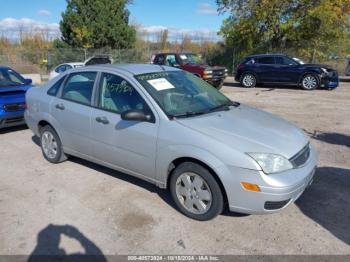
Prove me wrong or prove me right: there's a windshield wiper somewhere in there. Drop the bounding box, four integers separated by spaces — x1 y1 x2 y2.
208 101 240 113
169 111 206 119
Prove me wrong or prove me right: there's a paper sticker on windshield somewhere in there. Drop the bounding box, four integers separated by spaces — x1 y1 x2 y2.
147 78 175 91
180 54 187 60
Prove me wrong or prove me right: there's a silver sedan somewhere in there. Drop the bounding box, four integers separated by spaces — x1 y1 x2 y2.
25 64 317 220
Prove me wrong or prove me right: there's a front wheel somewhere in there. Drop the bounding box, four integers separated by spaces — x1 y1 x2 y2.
241 73 256 88
301 74 319 90
170 162 224 221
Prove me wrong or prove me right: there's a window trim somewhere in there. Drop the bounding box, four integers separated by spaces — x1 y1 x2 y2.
58 71 98 107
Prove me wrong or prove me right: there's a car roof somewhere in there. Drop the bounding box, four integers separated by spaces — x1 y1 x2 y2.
80 63 180 75
246 54 287 59
0 65 11 70
61 62 85 66
155 52 195 55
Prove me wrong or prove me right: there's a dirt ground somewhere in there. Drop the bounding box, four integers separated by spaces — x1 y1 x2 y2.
0 79 349 256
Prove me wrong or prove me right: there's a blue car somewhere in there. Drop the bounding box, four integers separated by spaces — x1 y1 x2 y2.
0 66 32 129
235 54 339 90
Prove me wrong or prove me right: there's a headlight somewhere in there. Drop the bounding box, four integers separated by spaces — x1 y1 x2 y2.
247 153 293 174
321 68 328 74
224 69 228 72
204 70 213 75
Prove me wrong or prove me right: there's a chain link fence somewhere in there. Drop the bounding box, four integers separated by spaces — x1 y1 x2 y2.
0 48 156 74
0 46 349 76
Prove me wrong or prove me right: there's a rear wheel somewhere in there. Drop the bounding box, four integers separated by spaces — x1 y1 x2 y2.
170 162 224 221
301 74 319 90
40 125 67 163
241 73 256 88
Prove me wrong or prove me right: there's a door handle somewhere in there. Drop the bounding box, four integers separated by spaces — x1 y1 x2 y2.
55 104 65 110
96 116 109 125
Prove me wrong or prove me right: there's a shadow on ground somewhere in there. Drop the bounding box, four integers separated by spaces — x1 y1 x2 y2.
28 224 107 262
296 166 350 245
306 131 350 148
0 124 27 134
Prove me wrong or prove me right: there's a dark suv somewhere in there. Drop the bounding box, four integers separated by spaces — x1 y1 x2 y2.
235 54 339 90
152 53 228 89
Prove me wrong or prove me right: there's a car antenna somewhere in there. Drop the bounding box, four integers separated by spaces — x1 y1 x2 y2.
160 65 166 71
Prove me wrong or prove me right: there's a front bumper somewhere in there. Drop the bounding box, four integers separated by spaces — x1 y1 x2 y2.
216 145 318 214
205 78 226 88
321 74 339 89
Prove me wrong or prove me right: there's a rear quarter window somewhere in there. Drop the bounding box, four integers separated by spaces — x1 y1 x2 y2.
47 76 66 96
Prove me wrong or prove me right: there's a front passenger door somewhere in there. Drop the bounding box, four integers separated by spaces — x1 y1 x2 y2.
90 72 159 180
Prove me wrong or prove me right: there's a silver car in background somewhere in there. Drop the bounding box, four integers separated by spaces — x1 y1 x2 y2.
25 64 317 220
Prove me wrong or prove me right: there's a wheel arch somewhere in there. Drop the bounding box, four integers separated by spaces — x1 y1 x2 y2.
240 71 259 83
298 71 321 85
166 157 229 209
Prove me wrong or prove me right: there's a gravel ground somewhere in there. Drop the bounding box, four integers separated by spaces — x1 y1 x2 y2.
0 79 349 256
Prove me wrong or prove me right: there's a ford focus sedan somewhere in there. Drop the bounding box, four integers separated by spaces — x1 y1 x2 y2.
25 64 317 220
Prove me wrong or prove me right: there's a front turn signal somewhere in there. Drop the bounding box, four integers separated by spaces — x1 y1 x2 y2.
241 182 261 192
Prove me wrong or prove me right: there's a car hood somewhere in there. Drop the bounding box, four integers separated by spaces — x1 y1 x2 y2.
176 104 308 159
302 64 334 70
185 64 226 71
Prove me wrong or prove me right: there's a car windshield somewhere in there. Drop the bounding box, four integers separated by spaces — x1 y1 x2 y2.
0 68 26 87
292 57 305 65
180 53 205 65
135 71 236 118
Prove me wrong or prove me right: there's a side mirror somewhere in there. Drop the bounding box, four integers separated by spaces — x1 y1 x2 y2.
121 110 153 122
24 79 33 85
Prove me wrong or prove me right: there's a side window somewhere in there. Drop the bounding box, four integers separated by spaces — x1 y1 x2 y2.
257 57 275 65
48 76 66 96
165 55 177 66
7 70 24 84
55 65 65 73
98 73 148 114
61 72 96 105
275 56 297 66
155 55 165 65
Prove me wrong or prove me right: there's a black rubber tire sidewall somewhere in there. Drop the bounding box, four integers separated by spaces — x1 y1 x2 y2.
170 162 224 221
40 125 65 164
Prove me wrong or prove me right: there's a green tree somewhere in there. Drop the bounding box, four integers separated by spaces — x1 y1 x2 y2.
217 0 350 61
60 0 136 49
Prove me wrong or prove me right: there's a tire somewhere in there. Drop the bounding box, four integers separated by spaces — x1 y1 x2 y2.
214 81 224 90
170 162 224 221
40 125 67 164
301 74 319 90
240 73 257 88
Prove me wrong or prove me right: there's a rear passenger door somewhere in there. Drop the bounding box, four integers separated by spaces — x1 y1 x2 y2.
255 56 278 82
50 71 97 156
